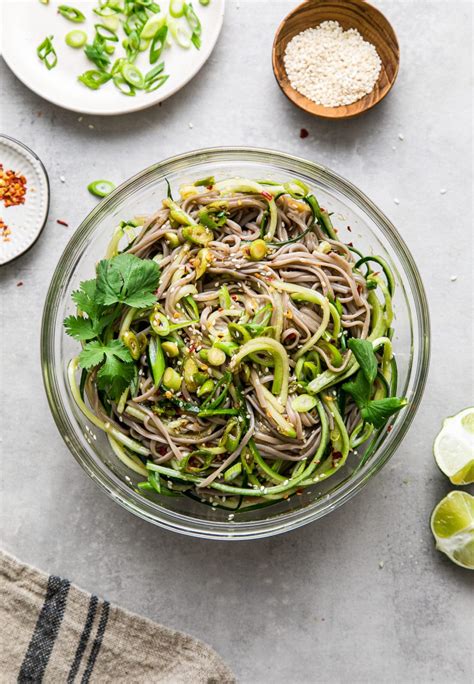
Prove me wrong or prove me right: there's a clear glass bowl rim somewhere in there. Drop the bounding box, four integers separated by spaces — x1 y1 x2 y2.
41 146 430 540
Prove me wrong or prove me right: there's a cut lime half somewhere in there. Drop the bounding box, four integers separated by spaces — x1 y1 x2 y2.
431 491 474 569
433 407 474 485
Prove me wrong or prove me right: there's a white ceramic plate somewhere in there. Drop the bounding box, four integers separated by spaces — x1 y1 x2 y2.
0 136 50 266
1 0 225 116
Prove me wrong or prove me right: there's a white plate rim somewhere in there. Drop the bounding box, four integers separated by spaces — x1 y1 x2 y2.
0 135 50 266
1 0 225 116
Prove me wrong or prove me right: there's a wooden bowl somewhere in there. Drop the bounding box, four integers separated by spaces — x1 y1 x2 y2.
272 0 400 119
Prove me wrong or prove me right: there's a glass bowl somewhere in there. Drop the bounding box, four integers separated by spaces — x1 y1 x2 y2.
41 147 430 540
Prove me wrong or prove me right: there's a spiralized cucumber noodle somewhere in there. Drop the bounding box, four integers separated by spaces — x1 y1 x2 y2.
67 176 403 511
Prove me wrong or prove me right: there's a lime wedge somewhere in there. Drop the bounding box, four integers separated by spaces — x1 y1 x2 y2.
431 491 474 569
433 407 474 485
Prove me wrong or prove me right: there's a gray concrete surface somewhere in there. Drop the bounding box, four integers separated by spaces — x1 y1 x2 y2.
1 1 473 682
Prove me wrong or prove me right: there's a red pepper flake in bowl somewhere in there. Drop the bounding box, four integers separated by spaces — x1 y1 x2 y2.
56 219 69 227
0 164 27 207
0 217 11 242
299 128 309 139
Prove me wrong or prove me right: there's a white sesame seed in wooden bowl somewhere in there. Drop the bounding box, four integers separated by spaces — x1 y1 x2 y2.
272 0 400 119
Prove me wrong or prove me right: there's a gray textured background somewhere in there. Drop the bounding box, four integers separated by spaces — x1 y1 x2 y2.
1 1 473 682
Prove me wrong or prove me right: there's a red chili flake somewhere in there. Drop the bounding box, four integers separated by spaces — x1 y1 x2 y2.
261 190 273 201
0 218 11 242
231 294 238 301
332 451 343 466
56 219 69 226
347 241 353 247
0 164 27 208
300 128 309 139
347 225 352 232
188 343 196 353
207 185 214 190
387 425 393 433
17 281 24 287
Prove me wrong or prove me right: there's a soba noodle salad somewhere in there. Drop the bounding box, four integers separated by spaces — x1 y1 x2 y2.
65 176 406 511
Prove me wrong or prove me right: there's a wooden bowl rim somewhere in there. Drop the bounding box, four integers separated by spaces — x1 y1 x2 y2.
272 0 400 120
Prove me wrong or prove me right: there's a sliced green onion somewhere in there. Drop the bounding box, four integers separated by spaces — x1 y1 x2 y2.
292 394 317 413
37 36 57 70
58 5 85 22
162 341 179 358
184 3 201 49
150 310 171 336
194 176 215 187
123 29 140 62
163 367 182 391
197 379 214 397
149 25 168 63
207 347 226 366
113 74 136 95
168 17 191 48
111 57 126 75
78 70 112 90
145 62 165 82
148 336 166 387
218 285 231 309
224 462 242 482
141 12 166 39
248 239 267 261
122 63 144 88
169 0 185 17
65 30 87 48
100 13 120 32
87 179 116 197
95 24 119 41
183 358 198 391
182 225 213 246
199 0 210 5
145 74 169 92
84 38 110 69
93 5 121 18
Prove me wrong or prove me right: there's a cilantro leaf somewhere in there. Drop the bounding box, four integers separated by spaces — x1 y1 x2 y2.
342 370 371 407
66 278 120 341
71 279 100 320
64 315 97 341
361 397 408 429
78 339 135 400
78 339 132 370
348 338 377 383
96 253 160 308
97 354 136 400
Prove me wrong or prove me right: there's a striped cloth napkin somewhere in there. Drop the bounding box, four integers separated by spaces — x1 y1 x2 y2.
0 551 234 683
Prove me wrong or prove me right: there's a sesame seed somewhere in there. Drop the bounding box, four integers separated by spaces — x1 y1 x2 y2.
283 21 381 107
450 275 457 281
393 198 400 205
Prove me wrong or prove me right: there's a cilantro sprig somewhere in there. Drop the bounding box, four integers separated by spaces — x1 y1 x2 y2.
343 339 407 429
64 253 160 400
95 253 160 308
